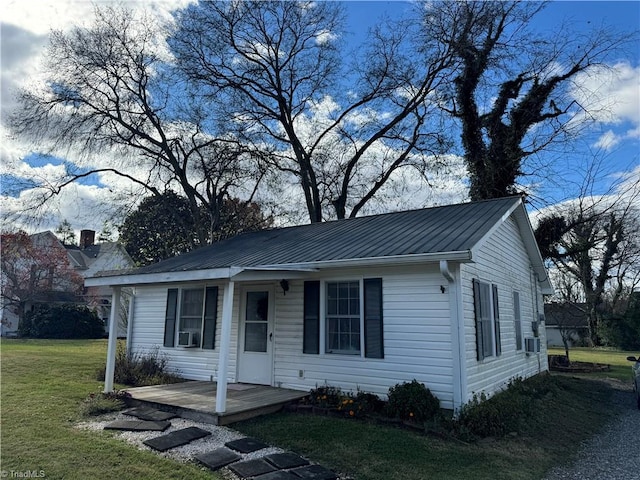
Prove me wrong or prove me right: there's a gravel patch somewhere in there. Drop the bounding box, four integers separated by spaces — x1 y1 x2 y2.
543 387 640 480
76 412 285 477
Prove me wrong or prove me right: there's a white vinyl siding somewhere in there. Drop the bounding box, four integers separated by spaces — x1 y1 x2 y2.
462 217 547 400
272 264 455 409
129 284 236 382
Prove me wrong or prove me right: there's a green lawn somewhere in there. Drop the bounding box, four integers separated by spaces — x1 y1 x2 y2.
548 346 639 382
0 339 632 480
0 339 218 480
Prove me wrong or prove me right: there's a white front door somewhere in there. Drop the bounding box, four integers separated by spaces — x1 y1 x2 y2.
237 287 274 385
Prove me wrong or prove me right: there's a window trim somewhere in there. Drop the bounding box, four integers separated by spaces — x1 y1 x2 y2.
164 285 218 349
325 280 362 355
473 279 501 361
309 277 384 359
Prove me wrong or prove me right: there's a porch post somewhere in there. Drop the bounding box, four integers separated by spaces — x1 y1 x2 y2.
104 286 121 393
126 291 135 356
216 280 235 413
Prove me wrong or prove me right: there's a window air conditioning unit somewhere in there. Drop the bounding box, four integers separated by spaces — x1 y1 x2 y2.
524 337 541 354
178 331 197 347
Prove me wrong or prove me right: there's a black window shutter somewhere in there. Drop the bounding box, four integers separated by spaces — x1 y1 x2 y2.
202 286 218 350
492 284 501 356
514 291 523 351
473 279 485 361
364 278 384 359
164 288 178 347
303 281 320 354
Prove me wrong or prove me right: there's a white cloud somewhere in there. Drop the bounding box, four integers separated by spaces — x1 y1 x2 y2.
593 130 622 151
568 61 640 147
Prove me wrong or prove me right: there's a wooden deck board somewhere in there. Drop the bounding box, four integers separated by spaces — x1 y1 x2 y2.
125 382 307 424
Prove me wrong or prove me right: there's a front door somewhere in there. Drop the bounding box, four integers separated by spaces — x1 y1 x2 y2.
237 287 274 385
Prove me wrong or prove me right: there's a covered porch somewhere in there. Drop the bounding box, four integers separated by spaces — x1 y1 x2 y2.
125 380 308 425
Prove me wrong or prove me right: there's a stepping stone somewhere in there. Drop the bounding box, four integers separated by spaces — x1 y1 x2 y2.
291 465 338 480
225 437 270 453
104 420 171 432
229 459 277 479
264 452 309 469
123 406 177 421
195 447 241 471
253 471 300 480
143 426 210 452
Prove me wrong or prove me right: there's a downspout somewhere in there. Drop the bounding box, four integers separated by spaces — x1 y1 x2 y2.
440 260 465 412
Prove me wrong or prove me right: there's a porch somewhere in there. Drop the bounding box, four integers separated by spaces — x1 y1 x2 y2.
125 381 308 426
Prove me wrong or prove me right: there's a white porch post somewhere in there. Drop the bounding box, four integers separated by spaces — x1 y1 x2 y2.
104 286 121 393
216 280 235 413
126 291 135 356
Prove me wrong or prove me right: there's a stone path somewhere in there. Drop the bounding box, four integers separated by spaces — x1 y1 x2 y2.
102 407 339 480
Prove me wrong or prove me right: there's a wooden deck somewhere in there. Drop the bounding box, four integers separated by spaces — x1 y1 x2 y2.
125 381 308 425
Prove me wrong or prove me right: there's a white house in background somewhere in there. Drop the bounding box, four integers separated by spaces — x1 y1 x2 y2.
67 230 134 337
0 230 134 337
87 196 553 412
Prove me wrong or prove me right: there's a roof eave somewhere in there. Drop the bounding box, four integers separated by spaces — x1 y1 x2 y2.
83 250 474 288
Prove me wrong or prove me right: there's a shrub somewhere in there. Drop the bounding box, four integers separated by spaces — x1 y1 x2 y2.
80 391 130 416
386 380 440 423
307 385 344 409
96 345 183 387
305 385 384 418
19 304 104 339
454 375 558 438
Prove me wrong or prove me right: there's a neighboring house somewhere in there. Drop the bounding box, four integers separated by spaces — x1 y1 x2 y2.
1 229 134 337
544 302 589 348
87 196 553 412
67 230 135 337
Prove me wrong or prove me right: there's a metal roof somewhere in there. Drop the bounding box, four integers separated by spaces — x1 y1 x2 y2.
133 197 522 275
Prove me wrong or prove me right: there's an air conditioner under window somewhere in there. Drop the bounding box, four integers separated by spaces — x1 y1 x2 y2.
524 337 541 354
178 331 197 347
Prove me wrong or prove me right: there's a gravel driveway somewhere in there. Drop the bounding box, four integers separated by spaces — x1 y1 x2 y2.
543 384 640 480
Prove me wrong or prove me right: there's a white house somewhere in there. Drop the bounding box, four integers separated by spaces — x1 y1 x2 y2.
1 230 134 337
87 196 553 412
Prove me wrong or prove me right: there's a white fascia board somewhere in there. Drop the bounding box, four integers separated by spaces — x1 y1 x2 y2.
230 267 318 282
84 267 234 287
84 251 474 287
260 251 473 271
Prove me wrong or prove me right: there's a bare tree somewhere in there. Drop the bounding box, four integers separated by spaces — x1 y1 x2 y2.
421 0 635 201
171 1 454 222
9 5 267 247
535 176 640 345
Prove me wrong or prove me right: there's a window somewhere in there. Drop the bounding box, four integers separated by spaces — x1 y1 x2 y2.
326 281 361 354
303 278 383 358
473 279 501 360
513 291 523 351
163 286 218 349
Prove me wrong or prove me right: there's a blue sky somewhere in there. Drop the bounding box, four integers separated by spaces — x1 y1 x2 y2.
1 1 638 234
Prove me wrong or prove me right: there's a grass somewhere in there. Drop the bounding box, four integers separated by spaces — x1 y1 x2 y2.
0 339 218 480
548 346 638 382
0 339 632 480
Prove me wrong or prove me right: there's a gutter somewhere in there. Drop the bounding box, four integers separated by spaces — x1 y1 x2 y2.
84 250 474 288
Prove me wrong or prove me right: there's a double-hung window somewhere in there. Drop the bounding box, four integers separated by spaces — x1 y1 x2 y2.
163 286 218 349
473 279 501 360
326 281 361 354
303 278 383 358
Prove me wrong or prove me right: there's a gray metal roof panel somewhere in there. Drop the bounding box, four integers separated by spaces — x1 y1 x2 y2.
134 197 520 275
